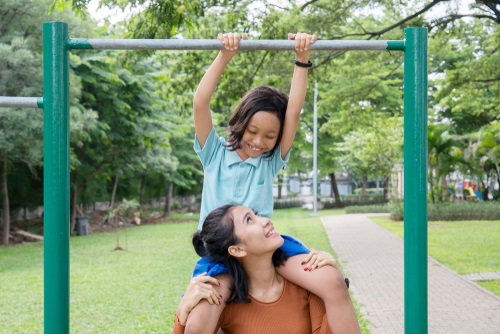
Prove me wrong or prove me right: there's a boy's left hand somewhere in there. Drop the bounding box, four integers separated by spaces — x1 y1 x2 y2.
288 32 317 62
301 248 340 271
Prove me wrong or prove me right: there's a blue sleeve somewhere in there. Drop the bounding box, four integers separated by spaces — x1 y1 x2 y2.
270 145 291 177
194 127 223 168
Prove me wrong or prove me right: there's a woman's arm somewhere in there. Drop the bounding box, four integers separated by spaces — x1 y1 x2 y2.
184 274 233 334
308 292 331 334
193 33 247 148
175 273 222 325
280 32 317 159
277 255 361 333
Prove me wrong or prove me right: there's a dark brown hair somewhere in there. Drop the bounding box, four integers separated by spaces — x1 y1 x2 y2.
193 205 288 304
225 86 288 158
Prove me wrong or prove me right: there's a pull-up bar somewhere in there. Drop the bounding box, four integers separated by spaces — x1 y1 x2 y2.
67 38 405 51
5 21 426 334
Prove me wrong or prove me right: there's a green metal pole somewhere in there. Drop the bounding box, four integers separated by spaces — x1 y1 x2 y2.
403 27 428 333
43 21 70 334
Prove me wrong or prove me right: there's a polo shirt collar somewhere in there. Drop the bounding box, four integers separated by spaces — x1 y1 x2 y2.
226 149 261 167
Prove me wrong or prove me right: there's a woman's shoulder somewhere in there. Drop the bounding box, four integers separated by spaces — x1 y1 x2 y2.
282 278 312 300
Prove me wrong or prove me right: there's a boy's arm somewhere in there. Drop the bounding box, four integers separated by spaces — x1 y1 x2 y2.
280 32 317 159
193 33 246 148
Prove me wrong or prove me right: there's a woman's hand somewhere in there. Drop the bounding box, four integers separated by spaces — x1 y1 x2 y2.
217 32 248 57
176 273 222 325
288 32 317 63
301 248 340 272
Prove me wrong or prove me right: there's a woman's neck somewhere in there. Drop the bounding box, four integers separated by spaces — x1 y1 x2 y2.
242 255 284 303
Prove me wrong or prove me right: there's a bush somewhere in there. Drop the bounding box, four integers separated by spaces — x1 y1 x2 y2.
274 197 303 210
346 204 390 214
322 194 387 209
353 188 383 195
389 200 500 221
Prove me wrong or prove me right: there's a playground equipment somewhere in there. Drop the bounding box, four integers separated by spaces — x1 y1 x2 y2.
0 22 428 334
462 179 483 200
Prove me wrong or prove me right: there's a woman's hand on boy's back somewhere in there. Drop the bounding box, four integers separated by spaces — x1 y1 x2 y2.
288 32 317 62
217 32 248 58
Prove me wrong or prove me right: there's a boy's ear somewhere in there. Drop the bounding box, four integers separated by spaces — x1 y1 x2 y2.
228 244 247 258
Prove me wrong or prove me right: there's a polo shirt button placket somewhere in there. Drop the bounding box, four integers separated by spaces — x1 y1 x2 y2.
234 164 244 197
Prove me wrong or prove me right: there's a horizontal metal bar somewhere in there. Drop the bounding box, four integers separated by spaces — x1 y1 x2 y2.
68 39 404 51
0 96 42 108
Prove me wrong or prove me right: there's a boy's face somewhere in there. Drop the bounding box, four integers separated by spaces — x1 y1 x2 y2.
238 111 280 160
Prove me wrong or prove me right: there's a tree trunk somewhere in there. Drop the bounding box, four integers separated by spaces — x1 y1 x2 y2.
1 155 10 245
428 167 436 204
383 176 389 201
480 176 489 202
277 174 283 199
362 175 368 196
70 184 78 236
163 180 173 216
109 175 119 209
329 172 342 206
139 172 146 205
440 173 447 202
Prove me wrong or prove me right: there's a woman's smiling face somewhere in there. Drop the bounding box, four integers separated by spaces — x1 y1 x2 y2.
230 206 283 256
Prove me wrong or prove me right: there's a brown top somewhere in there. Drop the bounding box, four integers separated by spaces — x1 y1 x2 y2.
173 278 331 334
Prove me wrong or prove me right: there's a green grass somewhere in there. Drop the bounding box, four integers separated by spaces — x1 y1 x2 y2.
0 207 372 334
477 280 500 296
370 217 500 296
0 220 200 334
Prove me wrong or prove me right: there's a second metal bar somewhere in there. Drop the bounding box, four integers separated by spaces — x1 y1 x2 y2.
0 96 42 108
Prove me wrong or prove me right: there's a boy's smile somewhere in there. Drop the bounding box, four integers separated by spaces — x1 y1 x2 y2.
237 111 280 160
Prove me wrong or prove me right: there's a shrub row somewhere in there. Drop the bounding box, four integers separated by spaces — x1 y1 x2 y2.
390 200 500 221
345 204 390 214
323 194 388 209
274 197 303 210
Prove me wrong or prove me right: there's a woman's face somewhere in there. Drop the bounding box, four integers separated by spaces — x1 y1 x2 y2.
230 206 283 256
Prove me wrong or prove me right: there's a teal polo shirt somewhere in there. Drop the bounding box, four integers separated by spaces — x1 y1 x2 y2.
195 127 290 230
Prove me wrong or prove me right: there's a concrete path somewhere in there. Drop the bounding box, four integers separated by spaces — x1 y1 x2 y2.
321 214 500 334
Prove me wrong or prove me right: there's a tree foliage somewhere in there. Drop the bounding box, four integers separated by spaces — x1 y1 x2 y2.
1 0 499 242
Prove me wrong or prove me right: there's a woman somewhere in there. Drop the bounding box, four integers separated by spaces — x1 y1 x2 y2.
173 205 360 334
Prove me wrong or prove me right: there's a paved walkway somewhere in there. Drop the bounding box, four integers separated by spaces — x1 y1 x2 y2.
321 214 500 334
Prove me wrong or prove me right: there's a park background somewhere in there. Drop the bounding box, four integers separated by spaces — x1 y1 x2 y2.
0 0 499 333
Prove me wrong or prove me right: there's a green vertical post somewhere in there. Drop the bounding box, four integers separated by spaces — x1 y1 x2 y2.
403 27 428 333
43 21 70 334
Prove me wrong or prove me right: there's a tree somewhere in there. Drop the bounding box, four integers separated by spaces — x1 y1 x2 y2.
461 121 500 200
0 39 43 244
336 118 403 197
427 123 463 203
69 50 181 228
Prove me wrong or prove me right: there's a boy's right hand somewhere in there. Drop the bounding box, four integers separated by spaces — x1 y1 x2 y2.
217 32 248 57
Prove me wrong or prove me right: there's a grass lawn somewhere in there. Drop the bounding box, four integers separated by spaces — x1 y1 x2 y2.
0 207 369 334
370 217 500 296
